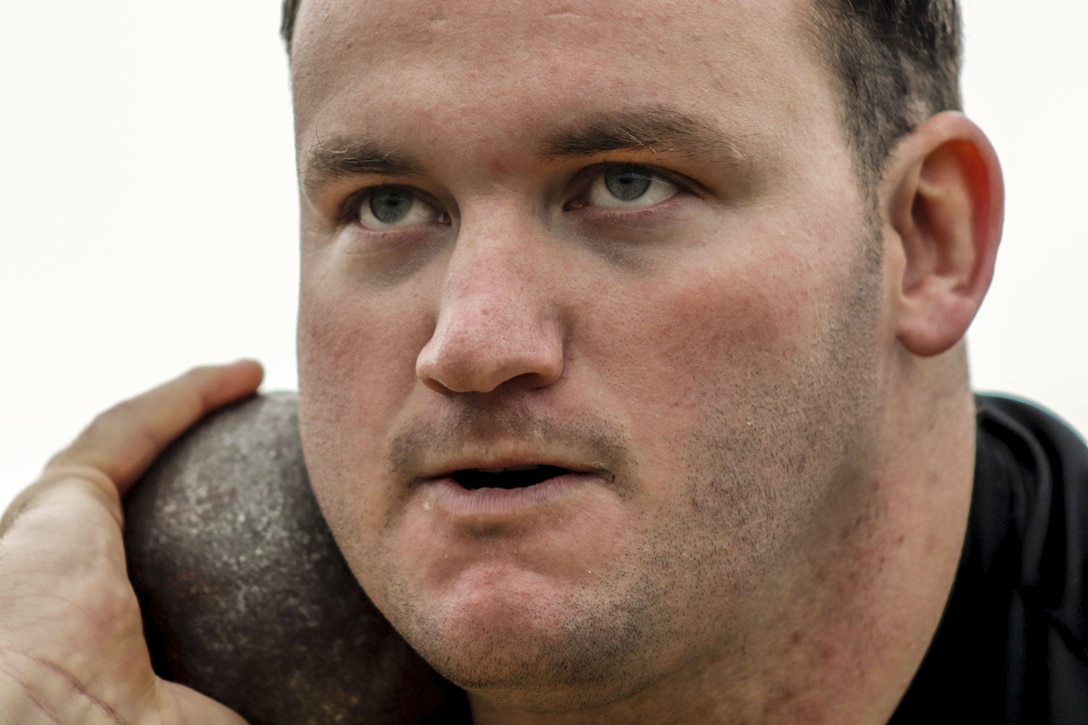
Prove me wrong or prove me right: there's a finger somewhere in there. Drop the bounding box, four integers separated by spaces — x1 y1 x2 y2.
47 359 264 496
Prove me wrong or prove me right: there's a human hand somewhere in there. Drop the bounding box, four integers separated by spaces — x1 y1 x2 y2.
0 361 263 724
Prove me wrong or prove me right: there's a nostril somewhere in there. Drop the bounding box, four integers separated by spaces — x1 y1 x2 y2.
415 305 565 395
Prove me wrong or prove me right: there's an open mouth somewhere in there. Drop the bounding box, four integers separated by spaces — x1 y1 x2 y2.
450 465 573 491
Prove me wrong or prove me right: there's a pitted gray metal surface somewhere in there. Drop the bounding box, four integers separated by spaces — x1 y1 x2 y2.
124 393 468 724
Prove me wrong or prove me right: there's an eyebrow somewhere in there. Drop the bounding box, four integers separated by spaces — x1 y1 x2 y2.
301 139 425 196
301 106 750 196
539 106 749 164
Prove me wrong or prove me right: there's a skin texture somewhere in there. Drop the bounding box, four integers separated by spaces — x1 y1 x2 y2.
0 0 1004 722
291 0 1002 722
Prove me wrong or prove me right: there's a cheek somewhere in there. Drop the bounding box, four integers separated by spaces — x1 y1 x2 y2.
298 275 430 424
583 232 869 503
592 248 823 412
297 275 434 527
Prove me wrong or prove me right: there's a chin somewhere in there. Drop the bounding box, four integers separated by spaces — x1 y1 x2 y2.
379 579 673 713
429 645 644 714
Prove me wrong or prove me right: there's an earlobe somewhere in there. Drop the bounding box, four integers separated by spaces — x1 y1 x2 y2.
882 112 1004 357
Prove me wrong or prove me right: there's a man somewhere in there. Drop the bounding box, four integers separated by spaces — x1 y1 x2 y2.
0 1 1084 723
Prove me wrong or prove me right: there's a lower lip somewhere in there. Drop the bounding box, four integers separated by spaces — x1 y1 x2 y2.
418 473 596 519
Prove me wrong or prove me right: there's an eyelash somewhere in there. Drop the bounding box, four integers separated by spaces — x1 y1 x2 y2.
335 185 447 229
335 162 696 229
566 162 694 212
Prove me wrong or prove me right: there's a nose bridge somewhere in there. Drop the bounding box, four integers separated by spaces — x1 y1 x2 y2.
416 209 564 394
445 221 535 316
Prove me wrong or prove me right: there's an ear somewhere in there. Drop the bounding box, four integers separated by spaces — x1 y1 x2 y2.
880 111 1004 357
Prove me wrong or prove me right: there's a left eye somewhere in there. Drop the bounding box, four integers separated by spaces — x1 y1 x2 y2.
579 165 680 209
355 186 446 230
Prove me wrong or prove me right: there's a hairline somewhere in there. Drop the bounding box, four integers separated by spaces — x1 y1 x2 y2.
283 0 913 401
280 0 958 210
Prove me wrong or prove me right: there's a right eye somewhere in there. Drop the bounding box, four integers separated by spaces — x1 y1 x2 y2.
354 186 448 230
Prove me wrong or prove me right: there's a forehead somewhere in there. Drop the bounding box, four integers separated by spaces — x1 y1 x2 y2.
290 0 836 170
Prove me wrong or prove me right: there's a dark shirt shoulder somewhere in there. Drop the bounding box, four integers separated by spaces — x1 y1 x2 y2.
890 395 1088 723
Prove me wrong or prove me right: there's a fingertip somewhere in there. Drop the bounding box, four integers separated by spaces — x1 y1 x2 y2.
229 358 266 390
226 358 265 401
187 359 265 410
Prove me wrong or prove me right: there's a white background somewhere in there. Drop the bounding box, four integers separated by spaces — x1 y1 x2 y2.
1 1 1085 508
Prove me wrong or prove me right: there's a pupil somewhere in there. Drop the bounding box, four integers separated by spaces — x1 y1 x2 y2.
369 189 412 224
604 166 652 201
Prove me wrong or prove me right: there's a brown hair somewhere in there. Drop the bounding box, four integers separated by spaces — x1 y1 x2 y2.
808 0 961 182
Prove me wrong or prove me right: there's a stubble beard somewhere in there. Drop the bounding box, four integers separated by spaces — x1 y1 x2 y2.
358 224 887 714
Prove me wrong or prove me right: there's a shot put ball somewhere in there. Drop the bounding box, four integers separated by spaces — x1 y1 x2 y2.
123 393 470 724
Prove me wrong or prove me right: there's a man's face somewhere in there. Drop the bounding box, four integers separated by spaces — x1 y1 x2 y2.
293 0 889 709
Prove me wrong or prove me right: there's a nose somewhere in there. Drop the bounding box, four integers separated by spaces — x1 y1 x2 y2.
416 232 565 395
